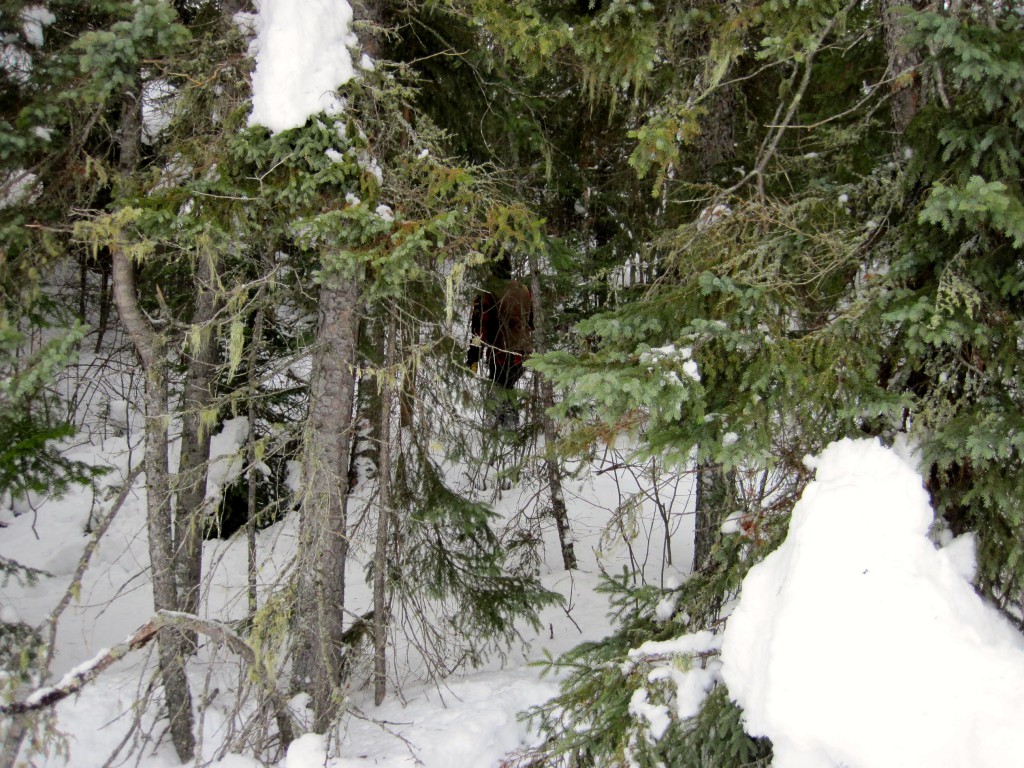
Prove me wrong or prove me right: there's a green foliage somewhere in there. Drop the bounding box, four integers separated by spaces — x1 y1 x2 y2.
512 0 1024 764
391 441 562 669
920 176 1024 248
519 570 771 767
5 0 1024 760
0 555 48 693
0 321 105 500
74 0 191 104
867 7 1024 613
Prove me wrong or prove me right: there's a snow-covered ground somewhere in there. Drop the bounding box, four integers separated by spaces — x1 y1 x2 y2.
0 400 694 768
8 407 1024 768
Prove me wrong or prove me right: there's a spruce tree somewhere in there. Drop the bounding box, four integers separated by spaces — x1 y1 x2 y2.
458 0 1024 764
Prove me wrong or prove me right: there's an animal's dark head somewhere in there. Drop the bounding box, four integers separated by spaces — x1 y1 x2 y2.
491 248 513 280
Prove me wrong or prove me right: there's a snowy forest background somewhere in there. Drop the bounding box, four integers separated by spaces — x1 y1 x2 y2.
3 0 1024 766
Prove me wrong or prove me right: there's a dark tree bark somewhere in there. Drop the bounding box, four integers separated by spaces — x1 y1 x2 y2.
881 0 924 137
692 464 735 573
373 320 398 705
290 272 361 731
245 296 266 622
698 87 736 180
93 252 112 354
528 254 577 570
174 251 221 655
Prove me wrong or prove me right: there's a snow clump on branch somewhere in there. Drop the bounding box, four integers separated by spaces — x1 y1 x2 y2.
247 0 358 134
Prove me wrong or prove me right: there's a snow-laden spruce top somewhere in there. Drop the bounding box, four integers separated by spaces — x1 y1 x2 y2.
721 437 1024 768
247 0 357 134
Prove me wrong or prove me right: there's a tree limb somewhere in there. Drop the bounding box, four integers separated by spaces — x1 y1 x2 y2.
0 612 295 745
0 619 160 717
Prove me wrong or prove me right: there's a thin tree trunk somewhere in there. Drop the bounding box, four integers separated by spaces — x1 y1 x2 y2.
290 273 360 731
0 713 26 767
109 76 194 762
93 254 111 354
246 300 266 622
692 463 734 573
174 251 221 654
79 254 88 323
528 254 577 570
373 320 398 705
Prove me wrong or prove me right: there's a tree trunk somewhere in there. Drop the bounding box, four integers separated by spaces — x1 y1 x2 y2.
174 251 221 654
109 77 194 762
692 463 734 573
93 253 112 354
290 273 360 731
881 0 923 137
373 320 398 705
246 299 266 622
528 254 577 570
698 87 735 180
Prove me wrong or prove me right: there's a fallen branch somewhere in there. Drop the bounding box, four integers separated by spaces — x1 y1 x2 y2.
0 612 295 744
0 619 159 716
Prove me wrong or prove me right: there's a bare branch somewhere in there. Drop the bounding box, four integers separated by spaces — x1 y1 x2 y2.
0 620 160 717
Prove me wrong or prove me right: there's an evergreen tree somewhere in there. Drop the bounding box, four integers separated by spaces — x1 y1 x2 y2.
459 0 1024 764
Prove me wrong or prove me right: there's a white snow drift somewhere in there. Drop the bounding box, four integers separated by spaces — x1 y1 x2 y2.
721 438 1024 768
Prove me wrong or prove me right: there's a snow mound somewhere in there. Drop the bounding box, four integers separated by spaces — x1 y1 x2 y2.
721 437 1024 768
247 0 357 134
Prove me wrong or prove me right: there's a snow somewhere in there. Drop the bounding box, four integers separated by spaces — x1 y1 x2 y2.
6 0 1024 763
627 630 721 661
721 437 1024 768
22 5 55 48
696 203 731 231
142 78 177 145
638 344 700 384
285 733 327 767
1 170 40 209
626 630 722 726
8 387 1024 768
629 687 671 740
204 416 250 505
0 380 693 768
247 0 358 134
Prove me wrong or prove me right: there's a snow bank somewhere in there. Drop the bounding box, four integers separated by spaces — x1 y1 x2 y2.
721 437 1024 768
275 669 558 768
247 0 358 134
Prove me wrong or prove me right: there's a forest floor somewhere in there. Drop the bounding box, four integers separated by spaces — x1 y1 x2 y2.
0 408 694 768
